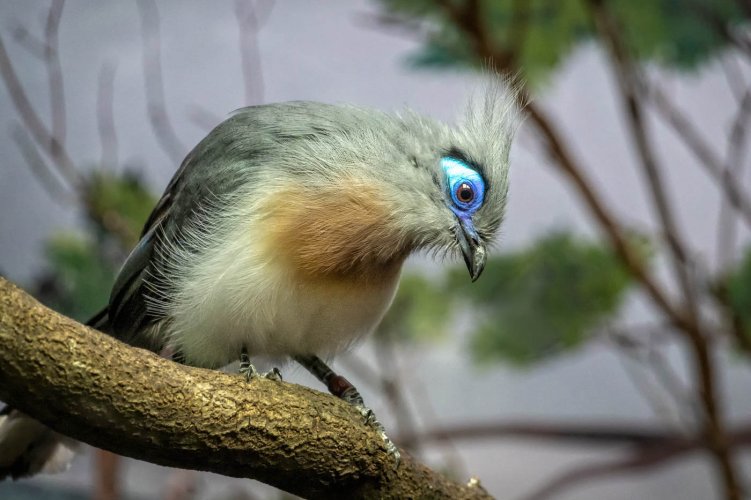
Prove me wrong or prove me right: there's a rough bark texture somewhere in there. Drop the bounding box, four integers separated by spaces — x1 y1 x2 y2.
0 277 492 499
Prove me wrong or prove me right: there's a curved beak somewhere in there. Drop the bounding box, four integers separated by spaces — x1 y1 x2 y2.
456 218 486 282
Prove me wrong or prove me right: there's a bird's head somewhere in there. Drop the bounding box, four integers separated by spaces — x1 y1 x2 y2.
243 82 519 281
354 82 520 282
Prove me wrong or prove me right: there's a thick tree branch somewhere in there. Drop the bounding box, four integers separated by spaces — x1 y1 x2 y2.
0 277 491 500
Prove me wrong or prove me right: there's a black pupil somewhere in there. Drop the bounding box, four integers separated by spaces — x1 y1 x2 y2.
457 183 474 203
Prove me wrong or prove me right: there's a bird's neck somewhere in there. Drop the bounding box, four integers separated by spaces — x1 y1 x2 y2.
261 181 412 281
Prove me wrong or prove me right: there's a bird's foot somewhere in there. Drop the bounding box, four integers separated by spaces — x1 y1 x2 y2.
352 401 401 466
239 351 259 381
337 381 400 467
293 354 400 467
239 351 283 382
264 366 283 382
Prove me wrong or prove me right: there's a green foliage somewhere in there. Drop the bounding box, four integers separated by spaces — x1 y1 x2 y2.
450 233 632 366
85 170 157 248
377 233 633 366
406 28 477 69
377 0 745 84
33 170 156 322
378 273 454 342
493 1 591 84
610 0 742 70
395 0 592 83
40 233 116 322
727 246 751 341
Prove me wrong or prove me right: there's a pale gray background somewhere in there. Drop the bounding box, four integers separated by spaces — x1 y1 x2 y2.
0 1 749 499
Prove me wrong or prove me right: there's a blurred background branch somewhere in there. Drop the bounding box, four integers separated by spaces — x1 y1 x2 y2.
1 1 751 499
135 0 185 164
371 0 751 498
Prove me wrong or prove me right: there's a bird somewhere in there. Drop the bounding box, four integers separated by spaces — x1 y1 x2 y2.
0 83 518 479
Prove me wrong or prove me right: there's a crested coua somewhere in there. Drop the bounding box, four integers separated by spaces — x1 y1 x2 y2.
0 84 518 478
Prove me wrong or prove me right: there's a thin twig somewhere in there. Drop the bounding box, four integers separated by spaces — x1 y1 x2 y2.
136 0 185 164
234 0 273 106
374 334 420 452
518 441 699 500
525 101 691 330
11 124 74 205
404 367 469 481
518 423 751 500
0 33 81 189
601 324 693 426
720 53 747 103
186 104 223 131
97 61 118 167
401 420 751 449
644 347 697 426
11 25 47 60
613 339 689 429
646 83 751 230
717 86 751 271
589 0 700 329
44 0 66 153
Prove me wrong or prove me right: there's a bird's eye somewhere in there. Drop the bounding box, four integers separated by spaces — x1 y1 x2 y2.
441 157 485 213
456 182 475 203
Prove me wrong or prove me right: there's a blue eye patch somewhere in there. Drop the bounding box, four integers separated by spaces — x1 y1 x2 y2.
440 156 485 214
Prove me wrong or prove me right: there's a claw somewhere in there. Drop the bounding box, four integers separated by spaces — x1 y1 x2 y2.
239 351 259 381
239 354 283 382
352 402 400 468
264 367 283 381
239 364 259 381
292 355 400 468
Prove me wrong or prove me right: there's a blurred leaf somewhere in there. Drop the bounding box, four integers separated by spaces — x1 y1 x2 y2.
378 0 443 17
451 232 632 366
378 273 453 342
402 0 591 84
610 0 743 70
84 170 156 248
31 170 156 323
503 1 592 84
407 35 476 69
376 0 745 83
40 233 117 322
727 246 751 341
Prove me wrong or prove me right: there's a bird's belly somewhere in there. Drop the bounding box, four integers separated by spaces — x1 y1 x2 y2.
268 276 400 355
170 265 402 368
